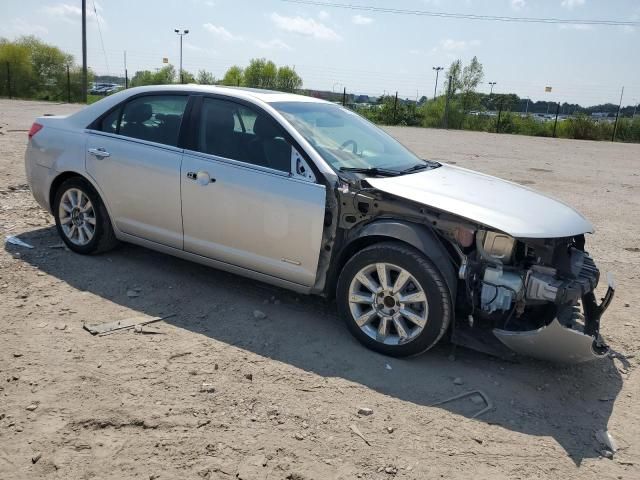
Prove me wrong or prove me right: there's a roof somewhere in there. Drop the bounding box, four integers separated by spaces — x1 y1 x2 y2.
117 84 330 104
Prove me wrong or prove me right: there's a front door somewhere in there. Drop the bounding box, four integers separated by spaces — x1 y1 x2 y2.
181 97 326 286
86 94 188 249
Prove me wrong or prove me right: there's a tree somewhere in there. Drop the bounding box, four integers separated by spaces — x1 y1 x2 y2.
181 70 195 84
243 58 277 89
221 65 243 86
276 66 302 92
130 65 176 87
196 69 216 85
459 56 484 113
0 35 93 102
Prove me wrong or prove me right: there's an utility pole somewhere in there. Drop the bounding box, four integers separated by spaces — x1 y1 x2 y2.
81 0 87 103
525 97 530 115
6 62 11 99
552 102 560 138
124 51 128 88
612 86 624 142
174 28 189 83
432 66 443 101
342 87 346 107
496 96 503 133
488 81 496 95
66 64 71 103
443 75 453 129
393 91 398 123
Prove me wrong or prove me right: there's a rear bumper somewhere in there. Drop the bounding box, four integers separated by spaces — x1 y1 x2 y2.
494 274 615 363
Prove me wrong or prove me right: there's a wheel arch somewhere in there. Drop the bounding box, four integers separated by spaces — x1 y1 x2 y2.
328 220 458 301
49 171 117 233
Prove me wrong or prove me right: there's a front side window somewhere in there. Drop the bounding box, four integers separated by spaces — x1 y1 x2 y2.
112 95 188 146
272 101 429 174
197 98 291 173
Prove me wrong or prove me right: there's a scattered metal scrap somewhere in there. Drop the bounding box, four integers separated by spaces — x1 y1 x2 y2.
5 235 34 249
83 314 175 336
429 390 493 419
349 424 371 446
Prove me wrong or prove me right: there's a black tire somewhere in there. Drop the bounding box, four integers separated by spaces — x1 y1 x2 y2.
337 241 452 357
53 176 119 254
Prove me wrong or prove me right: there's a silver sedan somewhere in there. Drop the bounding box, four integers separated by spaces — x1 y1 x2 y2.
25 85 613 362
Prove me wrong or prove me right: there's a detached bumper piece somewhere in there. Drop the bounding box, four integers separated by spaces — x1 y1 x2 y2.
494 273 615 363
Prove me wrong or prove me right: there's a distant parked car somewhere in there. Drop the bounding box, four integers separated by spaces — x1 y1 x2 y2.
24 85 614 363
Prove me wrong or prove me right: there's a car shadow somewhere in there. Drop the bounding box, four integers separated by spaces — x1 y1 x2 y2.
7 226 625 465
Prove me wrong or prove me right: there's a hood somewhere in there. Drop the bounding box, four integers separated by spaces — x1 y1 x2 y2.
366 164 593 238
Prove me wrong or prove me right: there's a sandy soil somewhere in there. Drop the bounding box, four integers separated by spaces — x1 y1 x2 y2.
0 99 638 479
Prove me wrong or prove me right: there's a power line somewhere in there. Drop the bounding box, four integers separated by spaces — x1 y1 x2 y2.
92 0 110 75
280 0 640 26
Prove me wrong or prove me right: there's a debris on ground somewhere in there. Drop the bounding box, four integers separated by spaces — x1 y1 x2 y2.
25 404 38 411
429 390 493 418
357 407 374 416
386 426 394 434
200 383 216 393
31 453 42 464
349 424 370 446
5 235 33 249
453 377 464 385
126 289 140 298
595 429 618 453
83 314 174 336
253 310 267 319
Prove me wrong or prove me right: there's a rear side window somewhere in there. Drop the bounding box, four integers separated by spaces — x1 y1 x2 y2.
100 95 188 147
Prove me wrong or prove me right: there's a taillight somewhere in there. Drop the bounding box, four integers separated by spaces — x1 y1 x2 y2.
28 123 43 139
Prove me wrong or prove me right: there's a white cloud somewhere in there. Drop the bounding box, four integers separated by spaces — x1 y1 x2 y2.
511 0 526 10
561 0 585 9
270 12 341 40
2 18 49 37
255 38 293 51
438 38 480 51
352 14 373 25
318 10 330 20
203 23 242 41
44 2 106 25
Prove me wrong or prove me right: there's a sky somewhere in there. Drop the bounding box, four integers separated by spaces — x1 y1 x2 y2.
1 0 639 106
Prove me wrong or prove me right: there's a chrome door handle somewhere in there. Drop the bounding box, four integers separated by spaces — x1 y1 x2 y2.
187 171 216 186
88 147 111 159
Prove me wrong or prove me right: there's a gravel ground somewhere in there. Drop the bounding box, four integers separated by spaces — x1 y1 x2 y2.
0 99 639 479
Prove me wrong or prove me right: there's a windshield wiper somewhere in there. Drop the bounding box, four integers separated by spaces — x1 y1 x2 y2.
339 167 400 177
400 161 441 174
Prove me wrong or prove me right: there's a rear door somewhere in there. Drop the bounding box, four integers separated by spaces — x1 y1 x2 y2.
86 94 188 249
180 96 326 287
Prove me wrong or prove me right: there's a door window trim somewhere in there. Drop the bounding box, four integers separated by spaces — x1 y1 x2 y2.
186 94 323 183
87 91 192 149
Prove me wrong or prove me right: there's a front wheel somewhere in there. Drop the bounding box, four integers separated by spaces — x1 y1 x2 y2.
337 242 452 357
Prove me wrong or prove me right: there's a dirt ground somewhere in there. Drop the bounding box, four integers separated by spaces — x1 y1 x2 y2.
0 98 638 480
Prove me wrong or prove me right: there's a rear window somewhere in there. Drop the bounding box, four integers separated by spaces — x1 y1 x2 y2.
96 95 188 147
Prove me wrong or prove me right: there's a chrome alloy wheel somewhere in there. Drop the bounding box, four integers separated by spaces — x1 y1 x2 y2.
58 188 96 246
348 263 429 345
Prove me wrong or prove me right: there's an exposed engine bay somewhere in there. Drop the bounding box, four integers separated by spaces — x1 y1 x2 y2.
329 180 615 363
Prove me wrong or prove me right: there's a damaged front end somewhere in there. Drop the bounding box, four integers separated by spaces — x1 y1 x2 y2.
454 231 614 363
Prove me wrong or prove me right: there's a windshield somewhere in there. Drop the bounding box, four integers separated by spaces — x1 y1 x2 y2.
272 101 430 174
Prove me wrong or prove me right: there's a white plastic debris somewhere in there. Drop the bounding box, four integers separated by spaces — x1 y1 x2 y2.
385 363 392 370
595 430 618 453
5 235 33 249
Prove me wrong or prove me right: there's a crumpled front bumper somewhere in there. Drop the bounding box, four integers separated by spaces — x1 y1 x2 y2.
493 274 615 363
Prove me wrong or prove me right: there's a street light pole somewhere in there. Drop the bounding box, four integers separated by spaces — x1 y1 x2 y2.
81 0 87 102
432 66 443 100
174 28 189 84
489 82 497 95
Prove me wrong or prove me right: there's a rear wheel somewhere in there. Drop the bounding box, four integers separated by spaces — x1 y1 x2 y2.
53 177 118 254
337 242 452 357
